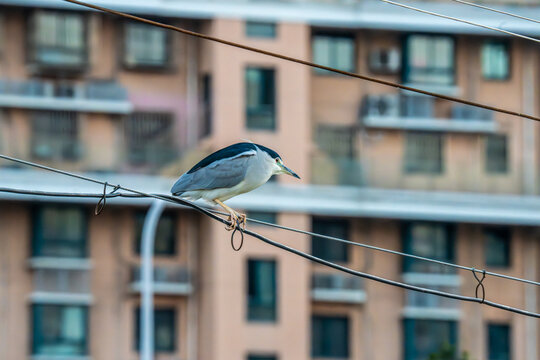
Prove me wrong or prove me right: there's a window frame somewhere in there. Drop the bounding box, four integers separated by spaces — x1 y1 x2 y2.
402 222 455 274
403 132 444 175
31 111 81 162
481 40 511 81
246 258 278 323
311 217 350 263
32 205 88 258
484 227 511 268
32 304 89 356
311 315 350 358
403 319 458 360
487 323 511 360
245 21 277 39
402 33 456 86
133 210 177 256
311 32 356 75
122 20 173 71
245 66 277 131
485 134 509 174
134 307 177 353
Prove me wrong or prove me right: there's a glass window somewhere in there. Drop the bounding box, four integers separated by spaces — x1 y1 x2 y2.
200 74 212 138
404 132 443 174
485 135 508 174
311 315 349 358
245 67 276 130
482 41 509 80
404 319 457 360
247 259 277 322
31 11 86 67
32 111 80 161
246 21 276 38
124 112 175 166
33 206 87 258
135 308 176 352
134 212 176 256
488 323 511 360
246 211 278 225
124 22 169 68
32 304 88 356
404 35 455 85
403 222 454 274
484 227 510 268
312 218 349 263
312 34 355 74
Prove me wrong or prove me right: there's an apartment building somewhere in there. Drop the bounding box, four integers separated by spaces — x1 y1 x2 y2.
0 1 539 360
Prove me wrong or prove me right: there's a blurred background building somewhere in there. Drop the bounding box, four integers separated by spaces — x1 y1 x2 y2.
0 0 539 359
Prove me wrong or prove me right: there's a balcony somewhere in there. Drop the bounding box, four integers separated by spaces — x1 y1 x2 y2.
130 265 192 295
0 79 132 114
361 93 497 133
311 155 363 187
311 272 366 304
402 272 461 320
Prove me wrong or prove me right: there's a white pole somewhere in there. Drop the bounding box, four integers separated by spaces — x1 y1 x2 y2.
141 199 165 360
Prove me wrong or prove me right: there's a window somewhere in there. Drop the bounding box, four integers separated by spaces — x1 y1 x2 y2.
135 308 176 352
311 315 349 358
482 41 509 80
245 67 276 130
403 223 454 274
124 112 175 166
484 227 510 268
246 211 277 225
33 206 87 258
312 34 355 73
246 21 276 38
312 218 349 263
247 355 277 360
404 319 457 360
32 304 88 356
32 111 80 161
485 135 508 174
316 125 355 158
488 324 511 360
134 212 176 256
404 132 443 174
31 11 86 67
247 259 277 322
404 35 455 85
124 22 169 68
200 74 212 138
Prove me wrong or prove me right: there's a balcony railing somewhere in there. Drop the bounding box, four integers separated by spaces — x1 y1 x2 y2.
311 272 366 304
30 266 93 304
130 265 192 295
361 93 497 133
0 79 132 114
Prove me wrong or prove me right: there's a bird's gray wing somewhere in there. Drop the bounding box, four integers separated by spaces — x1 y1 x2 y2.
171 151 256 194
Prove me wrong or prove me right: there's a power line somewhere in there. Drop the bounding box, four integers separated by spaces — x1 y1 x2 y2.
450 0 540 25
62 0 540 123
1 155 539 318
381 0 540 44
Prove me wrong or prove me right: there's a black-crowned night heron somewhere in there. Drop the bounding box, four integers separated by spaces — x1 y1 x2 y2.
171 142 300 230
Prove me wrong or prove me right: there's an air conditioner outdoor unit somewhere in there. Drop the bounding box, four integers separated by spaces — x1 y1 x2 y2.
363 94 400 117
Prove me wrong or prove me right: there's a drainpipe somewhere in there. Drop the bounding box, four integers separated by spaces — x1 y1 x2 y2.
140 199 165 360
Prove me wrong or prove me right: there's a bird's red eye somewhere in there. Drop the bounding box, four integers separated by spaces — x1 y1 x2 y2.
275 158 279 162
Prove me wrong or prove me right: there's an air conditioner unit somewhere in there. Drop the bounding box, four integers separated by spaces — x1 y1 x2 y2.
363 94 400 117
369 48 401 74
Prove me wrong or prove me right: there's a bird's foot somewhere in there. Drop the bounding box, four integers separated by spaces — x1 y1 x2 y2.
237 213 247 231
225 212 239 231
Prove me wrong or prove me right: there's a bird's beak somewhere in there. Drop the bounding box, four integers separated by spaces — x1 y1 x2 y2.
280 164 300 179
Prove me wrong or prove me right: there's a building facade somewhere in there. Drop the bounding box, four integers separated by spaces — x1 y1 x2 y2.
0 1 539 360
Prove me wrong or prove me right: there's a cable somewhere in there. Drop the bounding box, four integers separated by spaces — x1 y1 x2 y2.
2 152 540 316
380 0 540 44
450 0 540 25
3 184 539 287
62 0 540 123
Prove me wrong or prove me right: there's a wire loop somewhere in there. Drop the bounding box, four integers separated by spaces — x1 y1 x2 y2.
230 222 244 251
472 268 487 303
94 182 120 215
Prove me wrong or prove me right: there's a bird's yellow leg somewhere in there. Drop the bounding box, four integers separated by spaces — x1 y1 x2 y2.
215 199 246 231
